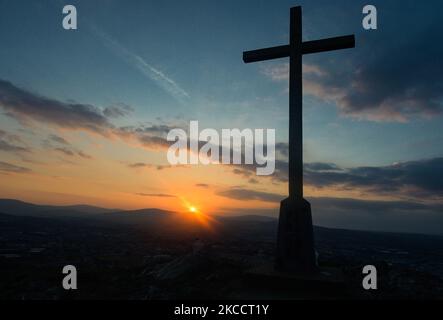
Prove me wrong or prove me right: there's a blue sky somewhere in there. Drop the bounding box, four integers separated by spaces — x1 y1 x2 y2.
1 0 442 166
0 0 442 234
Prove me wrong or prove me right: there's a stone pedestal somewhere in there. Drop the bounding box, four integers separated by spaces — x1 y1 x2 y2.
240 197 347 299
275 197 316 273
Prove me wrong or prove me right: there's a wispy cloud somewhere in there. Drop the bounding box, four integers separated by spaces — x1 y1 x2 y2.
103 103 134 119
0 161 32 174
48 134 70 145
92 27 189 104
52 147 92 160
0 139 30 153
126 162 187 171
195 183 210 188
0 129 31 154
135 193 176 198
216 188 283 203
42 134 93 160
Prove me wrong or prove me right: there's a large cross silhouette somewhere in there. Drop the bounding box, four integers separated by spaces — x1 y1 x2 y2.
243 6 355 272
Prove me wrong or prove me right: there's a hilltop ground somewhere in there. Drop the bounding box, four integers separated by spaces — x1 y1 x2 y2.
0 200 442 300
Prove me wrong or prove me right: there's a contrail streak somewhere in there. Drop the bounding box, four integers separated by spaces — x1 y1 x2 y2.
92 27 190 104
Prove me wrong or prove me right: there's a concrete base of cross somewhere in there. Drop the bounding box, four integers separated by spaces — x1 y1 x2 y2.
275 197 317 273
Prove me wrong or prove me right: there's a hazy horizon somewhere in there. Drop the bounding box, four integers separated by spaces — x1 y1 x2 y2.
1 197 442 236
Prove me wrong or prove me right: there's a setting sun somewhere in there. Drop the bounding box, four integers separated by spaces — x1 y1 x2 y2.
189 206 197 213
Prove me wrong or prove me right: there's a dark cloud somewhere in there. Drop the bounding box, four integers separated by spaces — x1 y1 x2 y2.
123 124 177 136
216 188 283 203
54 147 75 157
115 124 180 150
126 162 187 171
128 162 148 169
77 151 93 159
311 21 443 122
304 162 343 172
0 81 282 161
195 183 210 188
0 129 30 153
0 161 32 174
231 157 443 200
43 135 92 160
0 79 176 151
48 134 70 145
232 167 253 178
0 79 112 134
0 139 30 153
136 135 170 149
275 142 289 157
103 103 133 118
231 159 288 183
337 24 443 121
304 158 443 198
53 148 92 159
265 5 443 122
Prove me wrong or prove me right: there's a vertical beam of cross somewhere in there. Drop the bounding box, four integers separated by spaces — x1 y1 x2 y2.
289 7 302 201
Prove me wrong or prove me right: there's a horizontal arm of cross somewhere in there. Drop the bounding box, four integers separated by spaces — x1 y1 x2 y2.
243 35 355 63
302 35 355 55
243 45 290 63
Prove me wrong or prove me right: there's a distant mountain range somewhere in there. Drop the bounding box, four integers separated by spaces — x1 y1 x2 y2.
0 198 280 241
0 198 278 235
1 199 442 243
0 198 275 222
0 199 116 216
0 198 188 219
